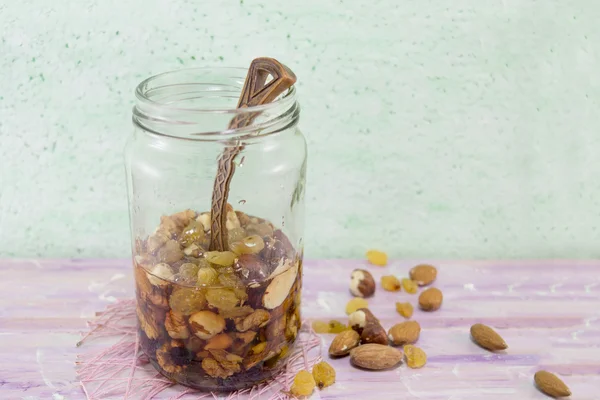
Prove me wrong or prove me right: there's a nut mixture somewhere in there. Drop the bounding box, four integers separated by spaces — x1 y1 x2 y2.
133 208 302 391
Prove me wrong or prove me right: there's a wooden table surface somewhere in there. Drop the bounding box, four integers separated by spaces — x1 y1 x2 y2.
0 259 599 399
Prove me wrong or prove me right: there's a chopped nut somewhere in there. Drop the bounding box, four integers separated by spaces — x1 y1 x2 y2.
165 310 190 339
208 349 242 372
366 249 388 266
226 210 241 230
156 341 192 374
183 243 203 257
205 333 233 350
235 309 270 332
401 278 418 294
147 231 170 253
202 357 234 379
381 275 401 291
250 342 267 355
196 213 211 231
136 305 159 339
262 262 298 309
157 240 183 264
285 311 300 341
345 297 369 315
147 263 174 286
235 210 251 227
395 302 414 319
188 311 225 340
349 269 376 298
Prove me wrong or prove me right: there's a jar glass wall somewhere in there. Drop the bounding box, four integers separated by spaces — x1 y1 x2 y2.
124 67 306 391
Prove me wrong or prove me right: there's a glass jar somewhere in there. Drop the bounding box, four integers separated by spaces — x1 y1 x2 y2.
124 67 306 391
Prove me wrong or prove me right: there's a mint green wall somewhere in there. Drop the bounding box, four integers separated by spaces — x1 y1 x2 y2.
2 1 599 259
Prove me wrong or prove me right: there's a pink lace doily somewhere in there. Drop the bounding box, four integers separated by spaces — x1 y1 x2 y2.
76 300 323 400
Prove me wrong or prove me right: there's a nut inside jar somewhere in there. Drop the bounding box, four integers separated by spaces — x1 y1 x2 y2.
133 207 302 391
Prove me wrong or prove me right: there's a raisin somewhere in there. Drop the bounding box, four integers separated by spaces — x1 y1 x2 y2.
205 288 239 311
395 302 414 318
169 288 206 315
402 278 418 294
312 361 336 389
180 220 205 247
345 297 369 315
381 275 401 291
205 251 236 267
403 345 427 368
328 320 348 334
366 249 388 266
290 370 316 397
197 266 218 286
312 321 330 334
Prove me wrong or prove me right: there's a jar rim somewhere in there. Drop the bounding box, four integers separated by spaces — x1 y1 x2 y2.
132 66 299 141
135 66 297 114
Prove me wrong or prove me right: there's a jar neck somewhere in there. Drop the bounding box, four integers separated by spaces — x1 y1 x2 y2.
132 67 300 142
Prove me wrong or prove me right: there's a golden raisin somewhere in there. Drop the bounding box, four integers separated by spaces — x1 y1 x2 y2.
381 275 401 291
366 249 388 266
328 320 348 334
402 278 418 294
205 251 236 267
205 288 239 311
290 370 316 397
312 361 336 389
197 266 218 286
395 302 414 318
169 288 206 315
403 345 427 368
312 321 330 334
345 297 369 315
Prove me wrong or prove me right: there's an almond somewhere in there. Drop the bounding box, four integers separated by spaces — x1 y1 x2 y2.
418 287 443 311
470 323 508 351
534 371 571 398
329 330 360 357
262 262 297 309
388 321 421 346
409 264 438 286
350 344 403 370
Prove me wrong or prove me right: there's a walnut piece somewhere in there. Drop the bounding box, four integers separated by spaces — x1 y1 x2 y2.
136 305 159 340
165 310 190 340
202 358 233 379
235 309 270 332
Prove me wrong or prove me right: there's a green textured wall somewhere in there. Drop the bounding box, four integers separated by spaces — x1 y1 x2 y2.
1 1 599 259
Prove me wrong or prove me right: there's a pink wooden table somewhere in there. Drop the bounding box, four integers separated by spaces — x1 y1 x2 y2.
0 259 599 399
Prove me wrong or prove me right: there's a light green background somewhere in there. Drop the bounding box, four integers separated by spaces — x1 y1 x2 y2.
1 1 599 259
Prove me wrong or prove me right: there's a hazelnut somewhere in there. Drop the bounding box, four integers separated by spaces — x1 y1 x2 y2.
147 263 174 286
349 269 376 298
188 311 225 340
348 308 379 335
